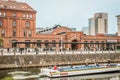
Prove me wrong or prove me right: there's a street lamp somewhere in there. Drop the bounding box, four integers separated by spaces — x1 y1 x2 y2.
94 37 96 53
60 36 63 52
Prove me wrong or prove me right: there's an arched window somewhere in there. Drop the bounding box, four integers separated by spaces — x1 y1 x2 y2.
26 21 30 27
44 40 49 50
25 40 30 48
84 41 88 51
37 40 41 48
52 40 56 47
58 40 61 48
0 20 2 26
12 40 17 48
12 20 17 27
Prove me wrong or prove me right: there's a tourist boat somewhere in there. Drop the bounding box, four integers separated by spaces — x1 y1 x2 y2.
40 64 120 78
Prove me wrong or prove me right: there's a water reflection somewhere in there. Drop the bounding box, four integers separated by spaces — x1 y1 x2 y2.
0 67 120 80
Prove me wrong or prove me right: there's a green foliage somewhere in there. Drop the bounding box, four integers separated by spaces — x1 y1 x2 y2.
1 77 13 80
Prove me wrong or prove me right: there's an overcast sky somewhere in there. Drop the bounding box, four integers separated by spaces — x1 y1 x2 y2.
18 0 120 34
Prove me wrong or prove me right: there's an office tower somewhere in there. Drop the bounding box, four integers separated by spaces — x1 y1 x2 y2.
81 27 89 35
116 15 120 36
89 13 108 35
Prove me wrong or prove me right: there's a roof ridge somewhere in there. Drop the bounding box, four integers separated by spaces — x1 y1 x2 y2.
0 1 36 12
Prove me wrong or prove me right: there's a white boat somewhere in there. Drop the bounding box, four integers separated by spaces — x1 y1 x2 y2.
39 73 120 80
40 64 120 78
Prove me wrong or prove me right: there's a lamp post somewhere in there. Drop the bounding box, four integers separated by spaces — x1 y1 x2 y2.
60 36 63 52
94 37 96 54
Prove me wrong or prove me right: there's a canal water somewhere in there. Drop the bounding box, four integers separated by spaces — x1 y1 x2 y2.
0 67 120 80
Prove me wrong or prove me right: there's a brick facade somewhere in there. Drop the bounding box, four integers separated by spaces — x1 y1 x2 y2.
0 0 120 51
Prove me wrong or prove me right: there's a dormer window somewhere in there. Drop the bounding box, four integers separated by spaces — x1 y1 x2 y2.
26 21 30 28
12 21 17 27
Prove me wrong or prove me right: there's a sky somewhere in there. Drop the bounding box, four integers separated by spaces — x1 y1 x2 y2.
18 0 120 34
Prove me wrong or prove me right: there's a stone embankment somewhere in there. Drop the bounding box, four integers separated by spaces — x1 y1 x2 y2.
0 52 120 69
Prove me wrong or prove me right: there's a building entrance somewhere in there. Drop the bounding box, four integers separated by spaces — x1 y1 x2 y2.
71 40 78 50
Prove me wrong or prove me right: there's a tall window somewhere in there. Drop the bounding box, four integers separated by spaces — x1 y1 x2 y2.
0 20 2 26
1 29 5 37
84 41 88 50
12 21 17 27
12 40 17 48
37 40 41 48
30 14 32 18
59 40 62 47
44 40 49 49
23 14 25 17
13 13 16 17
0 12 2 16
3 12 6 16
52 40 56 47
0 40 3 48
28 31 32 37
24 30 27 37
26 21 30 27
13 29 16 36
25 40 30 48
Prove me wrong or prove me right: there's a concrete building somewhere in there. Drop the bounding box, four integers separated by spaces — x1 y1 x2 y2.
89 18 95 35
81 27 89 35
116 15 120 36
89 13 108 35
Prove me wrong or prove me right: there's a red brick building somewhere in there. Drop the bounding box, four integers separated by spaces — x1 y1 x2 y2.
0 0 120 52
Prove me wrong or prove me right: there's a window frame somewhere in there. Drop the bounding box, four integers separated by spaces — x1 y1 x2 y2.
0 20 2 26
26 21 30 28
12 20 17 27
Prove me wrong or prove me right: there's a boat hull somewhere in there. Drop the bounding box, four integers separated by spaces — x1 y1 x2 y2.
42 67 120 78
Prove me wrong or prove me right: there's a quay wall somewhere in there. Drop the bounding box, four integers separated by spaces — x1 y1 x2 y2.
0 53 120 69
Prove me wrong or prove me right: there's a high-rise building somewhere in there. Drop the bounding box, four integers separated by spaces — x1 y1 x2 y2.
81 27 89 35
89 13 108 35
89 18 95 35
116 15 120 36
